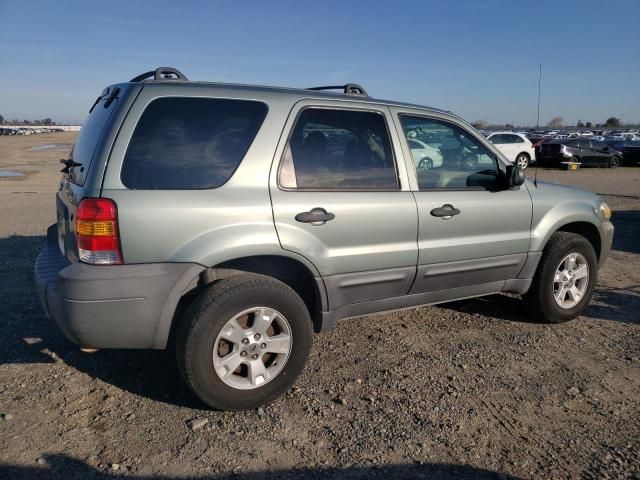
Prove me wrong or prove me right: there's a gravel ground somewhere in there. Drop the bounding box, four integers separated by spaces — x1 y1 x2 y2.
0 134 638 479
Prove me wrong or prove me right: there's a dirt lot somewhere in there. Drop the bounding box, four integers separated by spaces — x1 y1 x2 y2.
0 133 638 480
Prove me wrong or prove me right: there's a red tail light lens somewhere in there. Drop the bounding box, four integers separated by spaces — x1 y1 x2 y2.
76 198 123 265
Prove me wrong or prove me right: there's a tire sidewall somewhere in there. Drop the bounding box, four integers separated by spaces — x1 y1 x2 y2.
184 280 312 410
517 153 530 169
537 236 598 322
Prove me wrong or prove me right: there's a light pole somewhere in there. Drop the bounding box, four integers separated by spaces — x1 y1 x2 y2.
536 64 542 128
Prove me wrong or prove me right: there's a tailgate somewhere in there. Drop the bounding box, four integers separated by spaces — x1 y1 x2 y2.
56 84 126 261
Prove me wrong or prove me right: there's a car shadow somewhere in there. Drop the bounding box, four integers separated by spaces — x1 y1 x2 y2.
441 286 640 326
0 234 203 409
609 209 640 255
0 454 521 480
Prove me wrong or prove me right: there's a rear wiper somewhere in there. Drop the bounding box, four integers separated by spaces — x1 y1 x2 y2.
88 87 110 113
60 158 82 174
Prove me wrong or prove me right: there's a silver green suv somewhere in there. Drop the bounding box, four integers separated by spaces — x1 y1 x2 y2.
35 67 614 410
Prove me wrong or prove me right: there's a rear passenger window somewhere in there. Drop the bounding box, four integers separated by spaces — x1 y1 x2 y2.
279 108 398 190
121 98 267 189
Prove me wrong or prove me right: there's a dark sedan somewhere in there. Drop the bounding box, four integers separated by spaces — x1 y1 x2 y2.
603 139 640 166
537 138 622 168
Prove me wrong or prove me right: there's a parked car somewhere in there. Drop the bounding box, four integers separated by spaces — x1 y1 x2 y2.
538 138 622 168
34 67 614 410
603 139 640 166
406 138 444 169
486 131 536 169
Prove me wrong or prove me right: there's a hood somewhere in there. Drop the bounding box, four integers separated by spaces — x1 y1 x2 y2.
526 178 601 208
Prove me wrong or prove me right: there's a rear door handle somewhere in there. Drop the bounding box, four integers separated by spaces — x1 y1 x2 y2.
430 204 461 219
295 207 335 225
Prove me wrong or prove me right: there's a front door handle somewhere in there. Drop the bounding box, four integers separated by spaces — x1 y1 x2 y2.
295 207 335 225
430 204 461 219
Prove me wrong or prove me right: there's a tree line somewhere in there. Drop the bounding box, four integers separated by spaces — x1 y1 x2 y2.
0 114 57 126
472 116 632 130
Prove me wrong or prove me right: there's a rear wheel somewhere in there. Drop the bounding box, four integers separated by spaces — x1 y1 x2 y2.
418 157 434 170
176 274 313 410
516 153 530 169
609 156 620 168
523 232 597 323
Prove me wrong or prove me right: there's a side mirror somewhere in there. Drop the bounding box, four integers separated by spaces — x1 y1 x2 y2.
505 165 525 187
603 146 610 151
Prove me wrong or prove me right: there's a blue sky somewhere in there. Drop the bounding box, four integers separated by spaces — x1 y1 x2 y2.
0 0 639 125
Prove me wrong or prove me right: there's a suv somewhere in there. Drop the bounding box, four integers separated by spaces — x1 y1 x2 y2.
35 68 614 410
485 132 535 169
538 138 622 168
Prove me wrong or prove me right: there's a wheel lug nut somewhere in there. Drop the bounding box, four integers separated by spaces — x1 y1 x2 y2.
240 351 247 357
260 343 266 349
241 338 249 345
254 333 261 341
251 353 259 360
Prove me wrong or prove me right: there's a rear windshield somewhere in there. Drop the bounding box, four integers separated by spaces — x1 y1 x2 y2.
69 93 119 185
121 97 268 190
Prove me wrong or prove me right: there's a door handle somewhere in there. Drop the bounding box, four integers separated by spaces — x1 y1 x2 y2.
295 207 335 225
430 204 461 219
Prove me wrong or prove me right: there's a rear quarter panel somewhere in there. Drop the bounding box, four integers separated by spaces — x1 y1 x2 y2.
100 84 307 269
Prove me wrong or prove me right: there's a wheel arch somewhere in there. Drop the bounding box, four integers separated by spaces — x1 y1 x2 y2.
554 221 601 261
165 253 327 349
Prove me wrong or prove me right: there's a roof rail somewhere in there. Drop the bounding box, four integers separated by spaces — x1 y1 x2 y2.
130 67 188 83
307 84 368 97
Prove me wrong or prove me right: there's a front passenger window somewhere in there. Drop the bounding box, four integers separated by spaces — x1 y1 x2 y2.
400 115 500 190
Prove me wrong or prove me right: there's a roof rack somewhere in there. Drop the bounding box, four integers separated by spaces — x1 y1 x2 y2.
130 67 188 83
307 84 368 97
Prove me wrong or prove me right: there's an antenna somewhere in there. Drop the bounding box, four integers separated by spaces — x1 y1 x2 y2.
534 64 542 187
536 64 542 128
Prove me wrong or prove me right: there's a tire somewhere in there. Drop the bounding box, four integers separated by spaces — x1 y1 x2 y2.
176 273 313 410
523 232 598 324
418 157 434 170
516 153 530 169
609 156 620 168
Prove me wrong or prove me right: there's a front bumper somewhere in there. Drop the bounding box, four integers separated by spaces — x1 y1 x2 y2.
34 225 203 349
599 220 614 266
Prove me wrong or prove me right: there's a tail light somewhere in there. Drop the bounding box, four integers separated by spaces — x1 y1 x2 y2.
76 198 123 265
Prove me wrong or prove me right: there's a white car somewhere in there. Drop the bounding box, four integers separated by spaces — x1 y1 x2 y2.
486 131 536 169
407 138 443 170
621 133 639 140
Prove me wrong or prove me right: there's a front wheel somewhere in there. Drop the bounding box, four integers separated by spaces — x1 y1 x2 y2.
609 156 620 168
516 153 530 169
176 274 313 410
523 232 598 323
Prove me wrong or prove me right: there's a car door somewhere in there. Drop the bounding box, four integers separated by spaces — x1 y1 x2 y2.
270 100 418 311
577 139 595 164
589 140 609 166
391 109 533 298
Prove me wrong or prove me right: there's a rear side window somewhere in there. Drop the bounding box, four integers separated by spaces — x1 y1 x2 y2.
121 97 267 189
70 93 119 185
279 108 398 190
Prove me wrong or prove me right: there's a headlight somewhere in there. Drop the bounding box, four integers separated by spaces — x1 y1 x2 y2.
599 201 612 221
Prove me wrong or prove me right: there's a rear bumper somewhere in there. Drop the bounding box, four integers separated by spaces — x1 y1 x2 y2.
35 225 203 349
